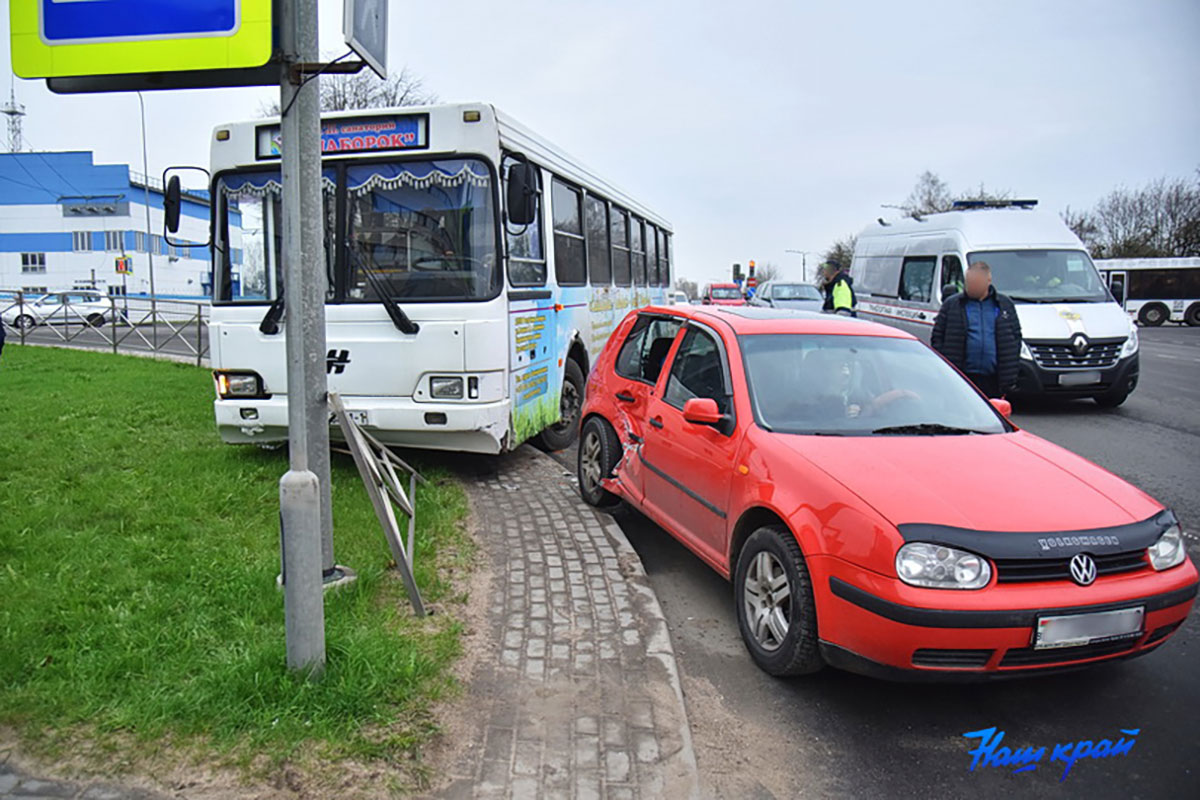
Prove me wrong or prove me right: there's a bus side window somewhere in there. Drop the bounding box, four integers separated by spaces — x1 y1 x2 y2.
631 218 646 286
661 232 671 287
552 178 587 286
585 194 611 285
940 254 964 300
506 163 546 286
611 208 632 286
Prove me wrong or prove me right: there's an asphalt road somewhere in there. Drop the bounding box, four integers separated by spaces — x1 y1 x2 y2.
7 320 209 363
552 325 1200 799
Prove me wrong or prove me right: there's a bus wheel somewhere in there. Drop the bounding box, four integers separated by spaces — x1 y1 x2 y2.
1185 303 1200 327
1137 303 1169 327
534 359 585 452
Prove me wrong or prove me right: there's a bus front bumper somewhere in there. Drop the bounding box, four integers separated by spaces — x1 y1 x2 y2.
214 396 512 455
1015 353 1139 399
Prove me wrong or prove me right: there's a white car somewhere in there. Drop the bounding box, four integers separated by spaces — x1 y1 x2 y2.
669 291 689 305
1 290 112 330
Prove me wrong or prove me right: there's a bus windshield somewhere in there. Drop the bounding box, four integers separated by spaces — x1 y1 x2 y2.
216 157 499 304
967 249 1109 303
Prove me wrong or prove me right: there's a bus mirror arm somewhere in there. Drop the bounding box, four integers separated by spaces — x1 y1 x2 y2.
259 296 285 335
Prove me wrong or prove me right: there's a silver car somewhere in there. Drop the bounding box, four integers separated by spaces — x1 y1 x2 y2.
749 281 824 311
1 290 112 330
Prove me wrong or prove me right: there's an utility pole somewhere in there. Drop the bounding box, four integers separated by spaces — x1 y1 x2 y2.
278 0 328 678
785 249 814 283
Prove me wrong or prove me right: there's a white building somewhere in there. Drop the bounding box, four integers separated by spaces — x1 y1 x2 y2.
0 151 224 298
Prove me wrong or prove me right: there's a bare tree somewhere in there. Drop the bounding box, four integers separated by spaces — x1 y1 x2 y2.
1064 171 1200 258
902 170 952 216
673 278 698 300
821 235 858 272
260 66 437 116
753 262 781 282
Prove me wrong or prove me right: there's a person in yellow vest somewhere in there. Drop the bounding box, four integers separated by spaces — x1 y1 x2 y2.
820 261 857 316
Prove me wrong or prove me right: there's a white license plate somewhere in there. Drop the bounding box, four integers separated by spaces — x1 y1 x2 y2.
1059 371 1102 386
330 410 369 426
1034 607 1144 649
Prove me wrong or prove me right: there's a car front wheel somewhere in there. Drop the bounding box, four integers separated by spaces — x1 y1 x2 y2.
14 314 36 331
734 525 823 676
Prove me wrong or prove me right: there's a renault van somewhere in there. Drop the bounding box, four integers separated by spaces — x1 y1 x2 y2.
852 201 1138 406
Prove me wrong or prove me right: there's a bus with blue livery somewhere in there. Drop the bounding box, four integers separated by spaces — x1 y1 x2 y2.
204 103 672 453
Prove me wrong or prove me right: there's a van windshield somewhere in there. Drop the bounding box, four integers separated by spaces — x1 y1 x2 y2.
966 249 1109 303
710 286 742 299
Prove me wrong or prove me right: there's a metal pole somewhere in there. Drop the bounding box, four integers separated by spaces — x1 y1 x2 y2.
137 92 157 350
278 0 326 677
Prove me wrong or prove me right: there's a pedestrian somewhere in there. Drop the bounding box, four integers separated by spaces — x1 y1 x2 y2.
821 261 856 316
930 260 1023 398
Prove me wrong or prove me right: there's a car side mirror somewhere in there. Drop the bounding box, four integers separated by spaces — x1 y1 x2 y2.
683 397 723 426
941 284 959 302
702 297 711 304
989 398 1012 418
506 160 539 226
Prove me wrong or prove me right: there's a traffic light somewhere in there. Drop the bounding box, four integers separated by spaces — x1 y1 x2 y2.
748 260 756 279
732 263 743 282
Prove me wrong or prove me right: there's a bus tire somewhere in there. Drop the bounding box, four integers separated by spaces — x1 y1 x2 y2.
1137 303 1169 327
1185 303 1200 327
533 358 585 452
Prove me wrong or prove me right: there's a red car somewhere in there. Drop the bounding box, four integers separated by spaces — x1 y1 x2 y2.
701 282 747 306
577 306 1197 679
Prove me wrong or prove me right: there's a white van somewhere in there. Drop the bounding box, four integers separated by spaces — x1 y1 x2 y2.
851 201 1139 406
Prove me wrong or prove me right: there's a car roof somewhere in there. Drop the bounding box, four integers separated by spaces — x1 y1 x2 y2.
640 305 918 339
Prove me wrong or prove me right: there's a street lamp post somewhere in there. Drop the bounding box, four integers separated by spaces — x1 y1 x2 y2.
785 249 815 283
137 91 157 347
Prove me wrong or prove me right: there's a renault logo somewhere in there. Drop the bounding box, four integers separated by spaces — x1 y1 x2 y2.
1069 553 1097 586
1071 334 1090 356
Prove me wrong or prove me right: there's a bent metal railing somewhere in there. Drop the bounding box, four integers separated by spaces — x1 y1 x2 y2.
1 290 210 366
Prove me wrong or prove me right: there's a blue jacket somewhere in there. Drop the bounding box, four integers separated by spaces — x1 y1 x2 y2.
931 286 1023 390
964 294 999 374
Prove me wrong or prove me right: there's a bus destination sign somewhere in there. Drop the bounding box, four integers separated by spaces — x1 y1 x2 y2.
255 115 429 160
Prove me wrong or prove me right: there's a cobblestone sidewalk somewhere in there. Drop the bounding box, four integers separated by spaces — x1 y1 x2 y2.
0 752 164 800
433 446 699 799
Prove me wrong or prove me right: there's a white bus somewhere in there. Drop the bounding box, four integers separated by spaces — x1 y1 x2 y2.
1095 257 1200 327
197 103 671 454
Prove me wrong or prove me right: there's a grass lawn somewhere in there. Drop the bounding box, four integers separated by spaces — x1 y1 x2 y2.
0 345 474 790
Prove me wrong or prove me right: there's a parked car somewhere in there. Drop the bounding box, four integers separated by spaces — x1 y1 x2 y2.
669 291 690 305
749 281 824 311
577 305 1196 679
700 282 746 306
1 290 111 330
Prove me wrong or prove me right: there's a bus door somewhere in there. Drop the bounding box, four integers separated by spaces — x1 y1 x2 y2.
1108 271 1128 308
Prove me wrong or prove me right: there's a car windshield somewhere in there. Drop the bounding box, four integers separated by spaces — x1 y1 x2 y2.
967 249 1109 303
215 157 498 304
711 287 742 299
773 284 821 300
741 334 1008 436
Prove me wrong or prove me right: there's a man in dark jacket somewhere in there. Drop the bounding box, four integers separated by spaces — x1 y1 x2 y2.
0 313 6 363
931 261 1022 397
820 261 857 316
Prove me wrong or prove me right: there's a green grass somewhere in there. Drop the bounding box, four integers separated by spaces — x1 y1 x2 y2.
0 345 473 785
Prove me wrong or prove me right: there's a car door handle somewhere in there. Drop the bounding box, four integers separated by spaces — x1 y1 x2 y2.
649 416 664 429
615 391 635 403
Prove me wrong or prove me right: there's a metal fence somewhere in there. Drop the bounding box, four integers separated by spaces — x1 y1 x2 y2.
1 290 210 366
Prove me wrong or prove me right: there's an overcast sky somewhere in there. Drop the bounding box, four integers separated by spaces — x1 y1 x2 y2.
3 0 1198 285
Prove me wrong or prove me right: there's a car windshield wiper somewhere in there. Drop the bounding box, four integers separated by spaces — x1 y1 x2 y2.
871 423 988 436
347 244 420 335
1008 295 1058 303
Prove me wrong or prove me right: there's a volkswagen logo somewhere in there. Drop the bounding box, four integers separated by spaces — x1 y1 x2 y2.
1071 334 1090 356
1069 553 1098 586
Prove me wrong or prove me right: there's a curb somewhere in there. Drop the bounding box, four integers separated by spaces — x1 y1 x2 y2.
533 448 701 798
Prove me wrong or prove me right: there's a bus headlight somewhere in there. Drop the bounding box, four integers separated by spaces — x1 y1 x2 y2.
1122 325 1139 357
215 371 268 399
1020 341 1034 361
1148 525 1186 570
430 376 465 399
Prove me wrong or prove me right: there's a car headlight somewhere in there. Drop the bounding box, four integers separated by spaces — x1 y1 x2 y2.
1020 341 1034 361
1148 524 1186 570
896 542 992 589
430 376 464 399
215 371 267 399
1121 325 1139 357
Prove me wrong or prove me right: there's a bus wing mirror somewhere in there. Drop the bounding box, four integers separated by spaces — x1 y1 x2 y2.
506 161 539 227
162 166 212 248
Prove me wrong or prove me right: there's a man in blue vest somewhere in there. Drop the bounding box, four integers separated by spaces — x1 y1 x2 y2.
931 261 1023 397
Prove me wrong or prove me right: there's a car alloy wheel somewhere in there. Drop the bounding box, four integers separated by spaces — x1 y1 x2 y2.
576 416 622 508
743 550 792 651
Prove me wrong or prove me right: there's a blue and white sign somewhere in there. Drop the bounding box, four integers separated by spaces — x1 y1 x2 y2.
344 0 388 80
41 0 240 44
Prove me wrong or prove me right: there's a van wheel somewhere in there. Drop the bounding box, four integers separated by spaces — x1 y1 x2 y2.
1137 303 1169 327
577 416 622 508
734 525 823 676
1185 303 1200 327
533 359 585 452
1095 389 1129 408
